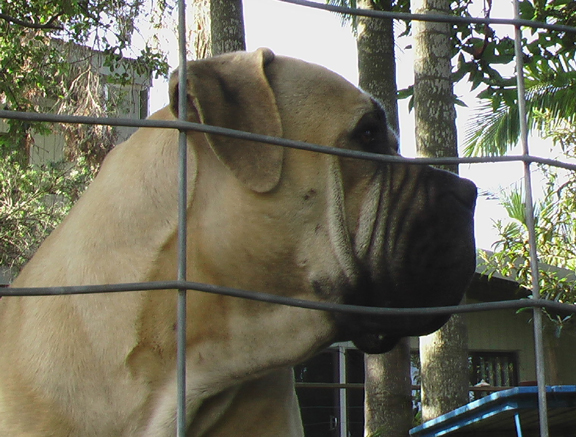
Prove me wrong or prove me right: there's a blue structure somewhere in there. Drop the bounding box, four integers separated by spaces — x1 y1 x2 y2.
410 386 576 437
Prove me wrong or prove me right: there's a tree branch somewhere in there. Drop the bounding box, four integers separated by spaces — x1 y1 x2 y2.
0 13 63 31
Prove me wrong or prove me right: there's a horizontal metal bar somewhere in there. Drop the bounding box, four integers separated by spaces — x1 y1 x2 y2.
279 0 576 34
295 382 366 390
3 280 575 317
294 383 512 392
2 109 576 170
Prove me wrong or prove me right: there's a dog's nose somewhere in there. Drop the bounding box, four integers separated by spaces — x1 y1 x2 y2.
454 177 477 211
429 169 477 212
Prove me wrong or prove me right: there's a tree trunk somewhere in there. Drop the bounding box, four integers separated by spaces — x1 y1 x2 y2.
412 0 469 422
191 0 210 60
364 339 413 437
357 0 399 131
191 0 245 60
412 0 457 173
419 317 469 421
210 0 246 56
357 2 412 436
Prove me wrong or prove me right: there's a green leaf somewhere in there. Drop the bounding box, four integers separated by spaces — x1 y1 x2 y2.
397 85 414 100
453 97 467 108
518 0 536 20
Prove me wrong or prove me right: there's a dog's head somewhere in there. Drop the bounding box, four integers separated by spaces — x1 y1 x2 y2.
169 48 476 354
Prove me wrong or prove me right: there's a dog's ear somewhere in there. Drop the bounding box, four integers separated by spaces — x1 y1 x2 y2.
169 48 284 193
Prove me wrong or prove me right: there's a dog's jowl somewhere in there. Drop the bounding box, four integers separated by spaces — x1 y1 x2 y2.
0 49 476 436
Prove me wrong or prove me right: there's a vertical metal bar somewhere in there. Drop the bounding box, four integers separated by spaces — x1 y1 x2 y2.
512 1 549 436
176 0 188 435
338 346 347 437
514 412 524 437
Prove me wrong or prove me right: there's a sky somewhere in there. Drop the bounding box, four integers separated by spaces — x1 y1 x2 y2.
146 0 550 251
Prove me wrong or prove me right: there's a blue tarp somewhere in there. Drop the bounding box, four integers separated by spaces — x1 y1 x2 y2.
410 385 576 437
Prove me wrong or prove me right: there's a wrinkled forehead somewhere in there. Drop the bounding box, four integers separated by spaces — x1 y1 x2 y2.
265 55 379 132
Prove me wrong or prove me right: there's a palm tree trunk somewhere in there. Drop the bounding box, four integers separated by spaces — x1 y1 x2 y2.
357 0 399 130
210 0 246 55
191 0 246 60
412 0 469 422
357 2 412 436
364 339 413 436
412 0 457 173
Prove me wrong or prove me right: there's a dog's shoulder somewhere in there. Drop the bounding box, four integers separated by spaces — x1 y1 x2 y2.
148 106 174 121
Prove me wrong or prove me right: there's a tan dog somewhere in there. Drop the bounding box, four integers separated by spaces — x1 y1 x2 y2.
0 49 476 436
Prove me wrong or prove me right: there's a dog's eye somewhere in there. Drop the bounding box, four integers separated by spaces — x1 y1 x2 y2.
355 125 382 153
359 128 377 146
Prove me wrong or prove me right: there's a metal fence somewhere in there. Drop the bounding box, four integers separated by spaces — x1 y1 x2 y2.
2 0 576 436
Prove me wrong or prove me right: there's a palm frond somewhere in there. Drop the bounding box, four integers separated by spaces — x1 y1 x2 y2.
463 76 576 157
501 188 528 225
463 101 520 157
327 0 359 31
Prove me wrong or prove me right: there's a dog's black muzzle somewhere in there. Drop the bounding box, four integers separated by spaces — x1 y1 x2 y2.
337 167 477 354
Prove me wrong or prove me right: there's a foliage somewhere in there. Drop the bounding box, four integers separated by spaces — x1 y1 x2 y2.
0 0 172 165
327 0 411 37
329 1 576 124
482 129 576 329
395 0 576 130
0 154 92 273
455 0 576 95
463 64 576 156
460 1 576 328
0 0 174 273
460 0 576 155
